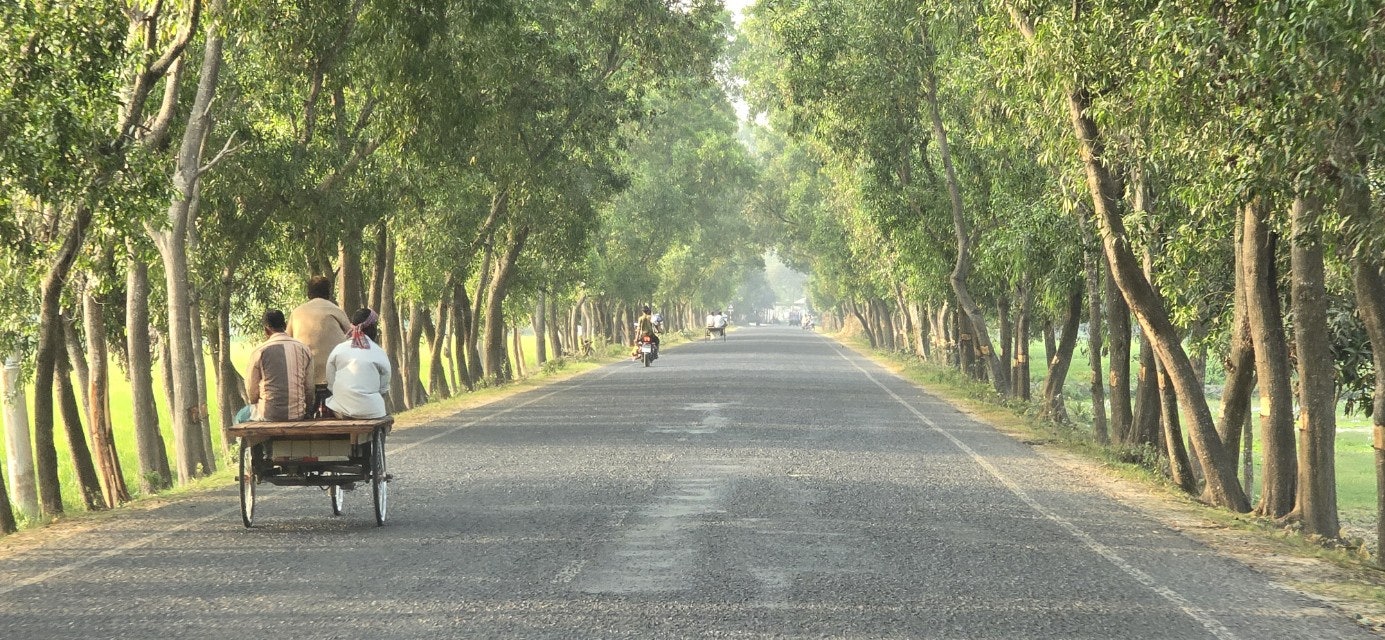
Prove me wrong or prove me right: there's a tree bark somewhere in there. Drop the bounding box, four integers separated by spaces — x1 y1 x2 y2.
850 300 875 348
1082 240 1109 444
1130 331 1161 447
534 291 548 365
403 302 427 408
83 290 129 507
482 225 530 382
1013 280 1033 401
429 296 452 400
1337 152 1385 563
1106 264 1133 444
1217 212 1255 479
149 8 224 484
1040 282 1082 424
452 281 474 392
920 42 1005 392
3 356 39 516
128 260 173 491
368 220 387 313
337 226 365 313
1290 192 1338 538
188 281 215 472
0 466 14 533
379 234 406 412
56 340 103 511
547 297 564 359
1157 362 1196 493
1242 199 1296 518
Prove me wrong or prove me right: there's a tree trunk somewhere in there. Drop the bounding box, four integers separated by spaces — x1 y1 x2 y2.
1355 255 1385 564
1040 282 1082 424
1337 151 1385 562
404 302 428 408
149 14 223 484
379 235 406 413
1013 280 1033 401
534 291 548 365
1218 213 1255 479
1130 331 1161 447
337 226 365 313
3 355 39 517
850 300 876 348
188 285 215 472
56 341 103 511
64 306 91 421
429 297 452 400
83 291 129 507
0 467 14 534
214 264 246 448
547 297 564 359
921 43 1005 392
128 256 172 491
1082 242 1109 444
512 326 526 378
1242 199 1296 518
1157 362 1196 493
1290 192 1338 537
368 220 387 313
1106 264 1133 445
452 281 474 392
482 225 531 382
998 293 1013 390
1042 318 1057 368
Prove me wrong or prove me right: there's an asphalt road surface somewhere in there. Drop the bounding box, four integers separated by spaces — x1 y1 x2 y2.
0 325 1375 639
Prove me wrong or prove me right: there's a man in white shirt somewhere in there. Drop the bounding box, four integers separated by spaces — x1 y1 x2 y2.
325 308 392 420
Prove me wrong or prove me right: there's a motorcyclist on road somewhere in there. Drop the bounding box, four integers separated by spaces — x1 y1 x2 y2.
633 306 661 359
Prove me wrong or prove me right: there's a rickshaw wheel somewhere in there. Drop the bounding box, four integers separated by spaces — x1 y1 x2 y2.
239 441 256 528
371 429 388 526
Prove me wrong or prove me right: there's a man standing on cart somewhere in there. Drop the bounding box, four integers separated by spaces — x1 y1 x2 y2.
287 275 351 417
235 309 314 423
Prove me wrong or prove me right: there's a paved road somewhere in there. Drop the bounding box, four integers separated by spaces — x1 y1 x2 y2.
0 326 1374 639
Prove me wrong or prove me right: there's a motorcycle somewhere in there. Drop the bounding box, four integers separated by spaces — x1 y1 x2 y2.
638 334 658 366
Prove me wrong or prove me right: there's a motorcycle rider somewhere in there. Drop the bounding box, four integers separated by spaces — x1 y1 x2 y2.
632 305 660 359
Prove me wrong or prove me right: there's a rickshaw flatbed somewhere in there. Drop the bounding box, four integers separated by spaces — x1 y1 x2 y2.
229 416 393 528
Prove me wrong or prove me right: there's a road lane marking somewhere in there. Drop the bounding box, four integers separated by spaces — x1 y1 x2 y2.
1 363 627 597
830 345 1240 640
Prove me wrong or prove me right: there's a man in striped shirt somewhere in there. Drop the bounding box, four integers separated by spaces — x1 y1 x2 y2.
235 309 314 423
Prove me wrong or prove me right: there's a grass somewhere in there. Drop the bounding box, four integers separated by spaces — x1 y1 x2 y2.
0 328 630 530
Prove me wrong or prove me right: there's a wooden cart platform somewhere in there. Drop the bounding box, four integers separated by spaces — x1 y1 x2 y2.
226 416 393 439
229 416 394 528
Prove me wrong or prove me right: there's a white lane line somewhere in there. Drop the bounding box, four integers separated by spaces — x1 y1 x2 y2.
0 363 626 597
831 346 1239 640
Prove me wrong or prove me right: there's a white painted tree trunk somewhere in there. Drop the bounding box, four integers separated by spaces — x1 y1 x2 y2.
3 356 38 517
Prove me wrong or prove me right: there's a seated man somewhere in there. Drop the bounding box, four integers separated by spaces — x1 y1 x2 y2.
705 310 719 338
324 308 392 420
235 309 314 423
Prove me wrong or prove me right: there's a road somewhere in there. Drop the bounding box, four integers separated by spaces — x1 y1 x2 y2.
0 325 1374 639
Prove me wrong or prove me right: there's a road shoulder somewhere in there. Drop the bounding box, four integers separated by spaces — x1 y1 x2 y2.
832 334 1385 635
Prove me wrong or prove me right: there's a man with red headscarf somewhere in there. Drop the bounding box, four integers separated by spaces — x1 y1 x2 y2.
324 308 392 419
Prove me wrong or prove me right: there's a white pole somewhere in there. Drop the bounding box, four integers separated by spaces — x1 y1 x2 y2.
3 355 38 517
